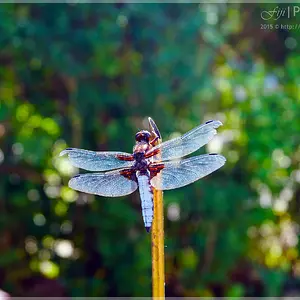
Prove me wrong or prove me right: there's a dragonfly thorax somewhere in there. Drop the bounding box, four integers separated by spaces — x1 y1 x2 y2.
133 141 149 154
133 152 144 161
133 151 149 173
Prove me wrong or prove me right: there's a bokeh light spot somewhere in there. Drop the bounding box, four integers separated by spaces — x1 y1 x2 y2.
54 240 74 258
27 189 40 201
33 213 46 226
167 203 180 221
39 261 59 278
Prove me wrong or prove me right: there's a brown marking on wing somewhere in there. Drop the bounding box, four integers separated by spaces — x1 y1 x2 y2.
144 148 160 159
149 163 164 180
119 168 136 181
116 154 134 161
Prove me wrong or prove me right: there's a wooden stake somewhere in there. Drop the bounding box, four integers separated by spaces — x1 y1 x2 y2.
151 187 165 298
149 117 165 299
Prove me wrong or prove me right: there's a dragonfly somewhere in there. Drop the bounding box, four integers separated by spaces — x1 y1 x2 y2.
60 118 226 232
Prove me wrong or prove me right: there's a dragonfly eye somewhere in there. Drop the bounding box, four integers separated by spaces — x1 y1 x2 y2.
135 130 151 142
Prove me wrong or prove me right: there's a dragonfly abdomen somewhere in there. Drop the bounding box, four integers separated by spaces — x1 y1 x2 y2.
136 170 153 232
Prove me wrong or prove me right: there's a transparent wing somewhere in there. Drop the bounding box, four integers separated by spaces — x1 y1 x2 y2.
150 154 226 190
60 148 134 171
150 120 222 162
68 170 138 197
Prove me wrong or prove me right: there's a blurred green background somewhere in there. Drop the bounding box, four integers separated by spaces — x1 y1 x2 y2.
0 2 300 298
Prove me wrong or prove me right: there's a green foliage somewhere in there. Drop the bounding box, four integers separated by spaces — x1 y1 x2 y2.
0 3 299 297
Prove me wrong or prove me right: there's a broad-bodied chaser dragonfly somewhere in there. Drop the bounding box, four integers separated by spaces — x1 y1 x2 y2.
60 118 226 232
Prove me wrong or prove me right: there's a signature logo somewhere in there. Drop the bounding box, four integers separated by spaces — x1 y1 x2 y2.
261 6 300 20
261 6 288 20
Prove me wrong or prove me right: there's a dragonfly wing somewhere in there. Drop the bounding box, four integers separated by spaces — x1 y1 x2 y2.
150 120 222 161
68 170 138 197
150 154 226 190
60 148 134 171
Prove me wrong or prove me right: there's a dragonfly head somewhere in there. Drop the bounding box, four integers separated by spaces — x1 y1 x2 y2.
135 130 151 143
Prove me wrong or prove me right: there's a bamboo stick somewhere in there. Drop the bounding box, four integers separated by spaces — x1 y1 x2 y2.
151 187 165 298
149 117 165 299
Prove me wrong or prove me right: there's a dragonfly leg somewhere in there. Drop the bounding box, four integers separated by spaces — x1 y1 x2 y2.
116 154 134 161
150 136 159 146
144 148 160 159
